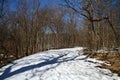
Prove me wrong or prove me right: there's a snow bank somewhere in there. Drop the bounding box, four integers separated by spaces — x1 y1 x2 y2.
0 47 120 80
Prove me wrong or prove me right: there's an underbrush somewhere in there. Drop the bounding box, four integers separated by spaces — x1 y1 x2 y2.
84 52 120 76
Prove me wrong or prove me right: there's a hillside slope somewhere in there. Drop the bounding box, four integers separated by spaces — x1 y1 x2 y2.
0 47 120 80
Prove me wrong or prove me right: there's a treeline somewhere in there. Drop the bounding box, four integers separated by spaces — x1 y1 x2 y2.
64 0 120 49
0 0 120 67
0 0 81 67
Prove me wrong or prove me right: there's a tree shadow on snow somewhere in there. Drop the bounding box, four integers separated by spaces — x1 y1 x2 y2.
0 53 86 80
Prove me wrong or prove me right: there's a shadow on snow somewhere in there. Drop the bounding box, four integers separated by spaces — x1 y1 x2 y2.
0 53 87 80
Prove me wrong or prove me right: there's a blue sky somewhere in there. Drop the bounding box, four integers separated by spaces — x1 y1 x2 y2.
41 0 60 8
8 0 61 11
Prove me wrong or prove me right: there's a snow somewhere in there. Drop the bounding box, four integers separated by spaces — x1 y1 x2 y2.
97 49 109 53
0 47 120 80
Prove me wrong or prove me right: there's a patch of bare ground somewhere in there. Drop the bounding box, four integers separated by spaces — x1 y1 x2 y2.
84 52 120 76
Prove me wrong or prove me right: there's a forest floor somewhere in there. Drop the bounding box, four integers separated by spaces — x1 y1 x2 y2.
84 52 120 76
0 47 120 80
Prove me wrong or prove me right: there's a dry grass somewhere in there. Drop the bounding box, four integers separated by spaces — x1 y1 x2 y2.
84 52 120 76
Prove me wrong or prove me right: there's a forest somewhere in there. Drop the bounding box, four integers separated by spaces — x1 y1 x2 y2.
0 0 120 67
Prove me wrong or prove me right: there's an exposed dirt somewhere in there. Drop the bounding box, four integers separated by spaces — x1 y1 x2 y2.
84 52 120 76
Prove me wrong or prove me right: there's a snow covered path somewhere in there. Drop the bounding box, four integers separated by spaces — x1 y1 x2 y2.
0 47 120 80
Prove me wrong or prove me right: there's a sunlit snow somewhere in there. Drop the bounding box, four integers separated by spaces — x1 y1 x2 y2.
0 47 120 80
